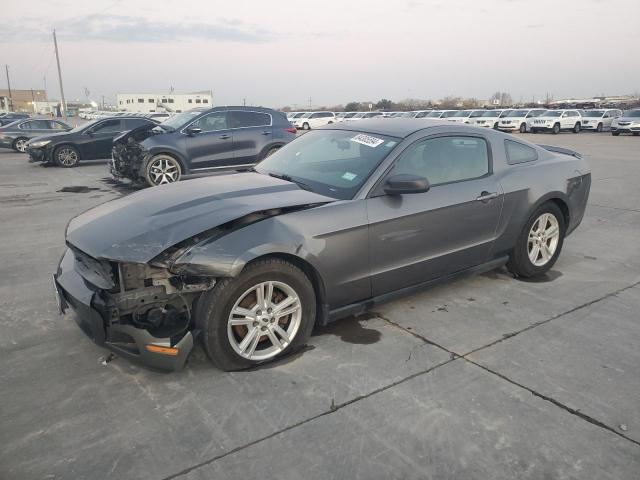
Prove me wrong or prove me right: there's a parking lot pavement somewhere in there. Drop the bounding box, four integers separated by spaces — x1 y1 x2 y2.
1 132 639 479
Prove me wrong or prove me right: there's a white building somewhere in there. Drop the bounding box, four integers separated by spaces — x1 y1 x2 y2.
116 91 213 113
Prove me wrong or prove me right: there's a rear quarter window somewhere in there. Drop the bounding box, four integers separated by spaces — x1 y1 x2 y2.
505 140 538 165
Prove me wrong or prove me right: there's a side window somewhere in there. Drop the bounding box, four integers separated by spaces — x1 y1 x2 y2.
505 140 538 165
191 112 228 132
230 111 271 128
91 119 122 133
124 118 151 129
390 136 489 186
29 120 51 129
19 121 34 130
49 121 67 130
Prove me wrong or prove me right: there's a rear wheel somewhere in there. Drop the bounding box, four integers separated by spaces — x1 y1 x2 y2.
13 137 29 153
144 154 182 186
54 145 80 167
552 123 561 134
507 202 565 278
573 122 581 133
197 258 316 371
261 146 281 160
519 123 527 133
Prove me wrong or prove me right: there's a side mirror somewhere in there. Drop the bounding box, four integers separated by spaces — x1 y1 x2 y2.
186 127 202 136
384 174 430 195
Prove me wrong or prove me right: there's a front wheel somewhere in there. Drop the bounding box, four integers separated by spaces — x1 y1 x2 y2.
552 123 560 134
507 202 565 278
197 258 316 370
573 122 581 133
596 123 603 133
144 154 182 186
519 123 527 133
302 122 310 130
13 137 29 153
54 145 80 167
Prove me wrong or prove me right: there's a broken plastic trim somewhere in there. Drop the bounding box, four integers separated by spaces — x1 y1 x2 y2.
150 203 329 272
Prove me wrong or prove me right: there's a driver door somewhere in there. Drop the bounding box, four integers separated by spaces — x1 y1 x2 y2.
366 134 503 296
84 119 123 159
185 111 236 169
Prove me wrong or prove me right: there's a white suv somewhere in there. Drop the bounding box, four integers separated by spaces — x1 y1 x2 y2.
611 109 640 136
467 110 511 129
580 109 622 132
530 109 583 134
292 111 336 130
446 110 475 123
497 109 546 133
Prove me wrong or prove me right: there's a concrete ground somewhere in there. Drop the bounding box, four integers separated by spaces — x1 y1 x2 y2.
0 131 639 479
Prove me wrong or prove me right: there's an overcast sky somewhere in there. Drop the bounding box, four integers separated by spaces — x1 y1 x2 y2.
2 0 639 108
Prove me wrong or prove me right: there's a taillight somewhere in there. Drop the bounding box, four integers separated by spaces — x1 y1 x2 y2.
284 127 297 134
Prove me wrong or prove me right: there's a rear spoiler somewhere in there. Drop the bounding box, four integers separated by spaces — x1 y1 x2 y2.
537 144 582 159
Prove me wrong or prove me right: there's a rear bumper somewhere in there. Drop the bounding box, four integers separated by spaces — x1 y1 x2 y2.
53 249 193 371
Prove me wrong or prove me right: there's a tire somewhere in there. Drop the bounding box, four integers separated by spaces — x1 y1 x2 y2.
13 137 29 153
519 123 527 133
144 154 182 187
302 122 310 130
596 123 603 133
612 131 620 136
261 146 281 160
53 145 80 167
572 122 581 134
507 202 566 278
552 123 560 134
197 258 316 371
493 122 499 130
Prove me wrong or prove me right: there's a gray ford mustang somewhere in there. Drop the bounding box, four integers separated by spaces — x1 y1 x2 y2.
54 119 591 371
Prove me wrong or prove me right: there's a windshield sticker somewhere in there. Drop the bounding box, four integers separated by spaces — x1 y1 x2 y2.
350 134 384 148
342 172 357 181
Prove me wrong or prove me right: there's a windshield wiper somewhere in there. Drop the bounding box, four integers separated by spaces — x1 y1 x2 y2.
268 172 313 192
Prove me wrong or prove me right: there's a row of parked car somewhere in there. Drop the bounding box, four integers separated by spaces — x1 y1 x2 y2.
286 108 640 135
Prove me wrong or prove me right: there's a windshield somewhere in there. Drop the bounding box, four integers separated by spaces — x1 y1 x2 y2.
160 111 202 130
441 111 458 118
452 110 471 117
344 112 357 118
624 110 640 117
469 111 486 118
506 110 528 117
255 130 399 200
426 111 443 117
583 110 605 117
481 111 500 118
352 113 365 118
526 110 546 118
543 111 562 118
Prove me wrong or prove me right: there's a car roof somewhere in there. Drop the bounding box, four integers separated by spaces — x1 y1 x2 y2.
204 106 279 114
321 118 451 138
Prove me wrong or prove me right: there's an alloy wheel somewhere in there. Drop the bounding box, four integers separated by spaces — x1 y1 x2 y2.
227 281 302 361
57 148 78 166
528 213 560 266
148 156 180 185
15 138 27 152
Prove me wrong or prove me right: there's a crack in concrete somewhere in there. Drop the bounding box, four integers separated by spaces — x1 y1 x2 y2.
161 357 457 480
376 280 640 448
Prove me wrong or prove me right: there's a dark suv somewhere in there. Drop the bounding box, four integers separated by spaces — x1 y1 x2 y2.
111 106 296 186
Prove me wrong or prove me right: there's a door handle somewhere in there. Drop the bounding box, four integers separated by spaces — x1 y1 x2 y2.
476 191 499 202
261 131 271 135
219 134 231 140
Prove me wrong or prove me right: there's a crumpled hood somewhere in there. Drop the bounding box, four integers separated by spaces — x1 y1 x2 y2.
66 172 334 263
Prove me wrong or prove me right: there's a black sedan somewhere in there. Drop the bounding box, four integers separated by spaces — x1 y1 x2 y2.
0 118 71 152
54 119 591 371
26 116 158 167
111 106 296 186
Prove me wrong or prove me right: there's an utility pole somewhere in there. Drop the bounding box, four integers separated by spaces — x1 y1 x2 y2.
53 29 67 121
102 95 105 110
43 76 47 98
5 65 13 111
308 97 312 110
243 98 246 106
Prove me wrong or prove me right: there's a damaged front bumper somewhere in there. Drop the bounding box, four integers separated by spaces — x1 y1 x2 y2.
110 142 149 182
53 248 200 371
